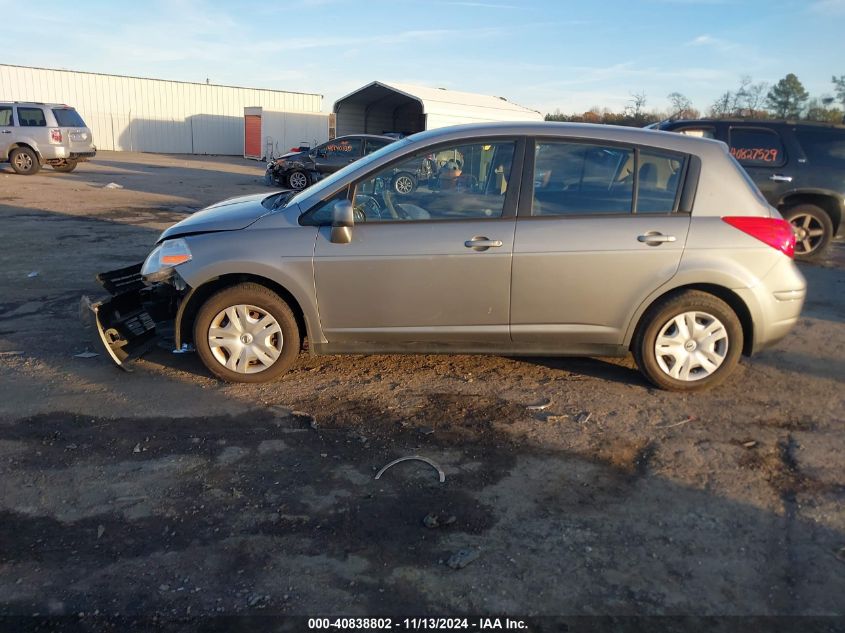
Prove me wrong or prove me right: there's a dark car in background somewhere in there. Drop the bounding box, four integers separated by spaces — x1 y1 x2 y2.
654 119 845 260
265 134 396 191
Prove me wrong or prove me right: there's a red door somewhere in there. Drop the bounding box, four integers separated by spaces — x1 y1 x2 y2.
244 115 262 158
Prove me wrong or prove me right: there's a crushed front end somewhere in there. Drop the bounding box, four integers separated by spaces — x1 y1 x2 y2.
90 262 186 368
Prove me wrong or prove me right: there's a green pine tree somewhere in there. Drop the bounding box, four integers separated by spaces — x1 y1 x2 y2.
766 73 809 118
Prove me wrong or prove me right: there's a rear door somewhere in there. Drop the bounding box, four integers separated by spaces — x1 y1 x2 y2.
313 137 363 174
15 106 49 147
511 139 691 348
51 107 93 152
727 126 793 204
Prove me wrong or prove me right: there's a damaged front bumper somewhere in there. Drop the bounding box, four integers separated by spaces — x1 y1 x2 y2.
88 263 183 368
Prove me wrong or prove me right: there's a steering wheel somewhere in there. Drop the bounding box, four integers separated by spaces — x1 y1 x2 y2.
354 194 382 221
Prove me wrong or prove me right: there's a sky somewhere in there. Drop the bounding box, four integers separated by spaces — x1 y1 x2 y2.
4 0 845 115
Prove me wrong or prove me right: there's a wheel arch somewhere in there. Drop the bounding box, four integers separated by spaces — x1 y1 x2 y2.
175 273 309 351
628 283 755 357
778 192 842 234
7 142 42 162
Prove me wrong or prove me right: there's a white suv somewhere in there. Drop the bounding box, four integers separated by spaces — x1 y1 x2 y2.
0 101 96 175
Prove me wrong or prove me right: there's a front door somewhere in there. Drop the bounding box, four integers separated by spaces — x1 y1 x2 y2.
511 140 691 348
313 138 521 344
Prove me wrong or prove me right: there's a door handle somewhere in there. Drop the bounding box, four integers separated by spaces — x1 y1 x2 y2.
464 236 503 251
769 174 793 183
637 232 676 245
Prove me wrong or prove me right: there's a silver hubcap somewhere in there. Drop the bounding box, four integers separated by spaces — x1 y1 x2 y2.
208 304 283 374
790 214 825 254
395 176 413 194
14 153 33 170
654 311 728 382
289 172 308 190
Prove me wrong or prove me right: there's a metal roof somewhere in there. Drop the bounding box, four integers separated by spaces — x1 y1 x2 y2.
334 81 541 120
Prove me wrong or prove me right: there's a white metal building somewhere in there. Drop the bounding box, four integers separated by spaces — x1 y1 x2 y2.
333 81 543 137
0 64 328 155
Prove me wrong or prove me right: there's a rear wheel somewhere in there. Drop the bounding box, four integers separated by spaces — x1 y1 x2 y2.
783 204 833 261
194 283 300 383
633 290 743 392
52 160 78 173
10 147 40 175
391 172 417 195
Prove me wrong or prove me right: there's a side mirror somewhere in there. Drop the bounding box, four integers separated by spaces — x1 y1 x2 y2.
330 200 354 244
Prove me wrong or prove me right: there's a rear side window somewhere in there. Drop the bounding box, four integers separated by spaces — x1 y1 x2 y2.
676 127 715 139
729 127 786 166
52 108 86 127
0 106 12 126
320 138 362 158
365 138 392 155
532 142 634 215
636 149 685 214
793 128 845 168
17 107 46 127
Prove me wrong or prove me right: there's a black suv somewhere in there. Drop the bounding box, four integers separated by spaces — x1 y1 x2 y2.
655 119 844 260
264 134 395 191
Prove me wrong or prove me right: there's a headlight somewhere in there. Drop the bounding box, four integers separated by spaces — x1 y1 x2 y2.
141 238 192 282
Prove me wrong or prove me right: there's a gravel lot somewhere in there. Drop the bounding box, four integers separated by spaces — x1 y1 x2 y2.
0 152 843 621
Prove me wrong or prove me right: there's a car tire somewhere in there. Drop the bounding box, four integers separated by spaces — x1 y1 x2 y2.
10 147 40 175
391 172 417 195
51 160 78 173
287 170 311 191
633 290 743 392
193 283 300 383
782 204 834 261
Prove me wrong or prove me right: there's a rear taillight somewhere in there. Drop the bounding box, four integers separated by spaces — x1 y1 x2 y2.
722 216 795 258
50 128 62 143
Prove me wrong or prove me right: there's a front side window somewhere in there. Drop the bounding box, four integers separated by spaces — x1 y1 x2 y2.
365 138 392 155
0 106 12 126
347 140 516 222
17 107 46 127
636 149 685 214
729 127 786 166
318 138 362 158
532 142 634 215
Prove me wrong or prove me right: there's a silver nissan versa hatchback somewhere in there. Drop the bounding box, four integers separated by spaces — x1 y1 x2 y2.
91 123 805 391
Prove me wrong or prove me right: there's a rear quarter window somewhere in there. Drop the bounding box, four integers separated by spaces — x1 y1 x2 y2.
52 108 87 127
793 128 845 168
728 127 786 167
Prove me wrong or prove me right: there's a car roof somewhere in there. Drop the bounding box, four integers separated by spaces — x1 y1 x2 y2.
334 134 395 141
662 118 845 130
403 121 728 155
0 101 76 108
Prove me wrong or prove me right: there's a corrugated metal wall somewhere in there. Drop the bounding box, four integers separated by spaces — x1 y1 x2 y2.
0 64 324 155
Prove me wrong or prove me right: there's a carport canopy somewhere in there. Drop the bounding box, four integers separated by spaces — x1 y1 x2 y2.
333 81 542 137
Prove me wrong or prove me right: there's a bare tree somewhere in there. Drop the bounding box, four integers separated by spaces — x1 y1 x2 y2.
667 92 696 118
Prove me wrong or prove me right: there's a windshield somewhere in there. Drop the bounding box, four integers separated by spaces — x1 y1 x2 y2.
52 108 87 127
285 138 413 208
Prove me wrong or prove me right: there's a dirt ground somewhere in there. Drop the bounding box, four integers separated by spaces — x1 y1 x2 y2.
0 152 843 622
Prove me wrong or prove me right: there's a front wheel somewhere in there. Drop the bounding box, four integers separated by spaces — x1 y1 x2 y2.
194 283 300 383
783 204 833 261
287 170 311 191
633 290 743 392
52 160 78 173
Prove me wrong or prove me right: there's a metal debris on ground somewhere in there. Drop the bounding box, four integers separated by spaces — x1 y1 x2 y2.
27 271 38 278
374 455 446 483
655 416 696 429
97 525 105 539
103 182 124 189
74 351 99 358
132 443 141 453
546 415 569 423
446 548 480 569
526 398 552 411
417 426 435 436
743 440 759 449
575 411 593 424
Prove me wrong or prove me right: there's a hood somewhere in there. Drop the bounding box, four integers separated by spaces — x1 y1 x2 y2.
275 150 308 162
159 193 273 242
